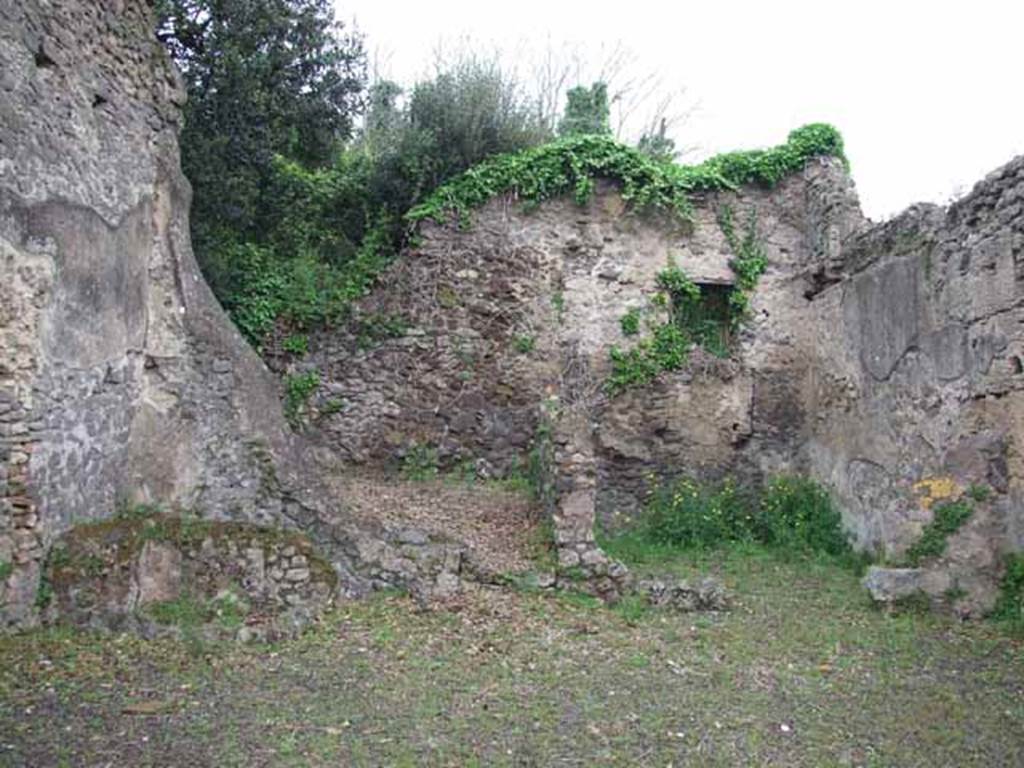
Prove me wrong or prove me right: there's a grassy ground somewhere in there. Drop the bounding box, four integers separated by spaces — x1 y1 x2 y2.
1 546 1021 767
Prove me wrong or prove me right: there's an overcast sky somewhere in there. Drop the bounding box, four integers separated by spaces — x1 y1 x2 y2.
337 0 1023 221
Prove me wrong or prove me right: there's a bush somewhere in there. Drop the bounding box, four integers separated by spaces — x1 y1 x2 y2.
636 474 852 557
640 477 755 548
755 476 850 556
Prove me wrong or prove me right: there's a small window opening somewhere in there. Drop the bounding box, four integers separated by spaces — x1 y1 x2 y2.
671 282 735 357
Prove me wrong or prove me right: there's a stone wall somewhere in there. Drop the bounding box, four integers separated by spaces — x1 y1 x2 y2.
0 0 479 628
0 0 321 627
309 152 1024 608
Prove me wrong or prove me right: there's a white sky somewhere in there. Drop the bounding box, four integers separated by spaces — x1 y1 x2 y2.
338 0 1024 221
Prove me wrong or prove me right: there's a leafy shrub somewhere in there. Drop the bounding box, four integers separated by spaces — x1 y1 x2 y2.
635 474 852 557
755 476 850 556
513 334 536 354
903 500 973 566
607 322 691 394
640 477 755 548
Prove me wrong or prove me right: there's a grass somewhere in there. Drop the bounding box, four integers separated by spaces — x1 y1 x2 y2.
1 547 1020 766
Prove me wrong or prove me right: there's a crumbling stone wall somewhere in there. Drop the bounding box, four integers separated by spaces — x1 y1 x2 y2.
311 152 1024 606
0 0 319 627
0 0 479 629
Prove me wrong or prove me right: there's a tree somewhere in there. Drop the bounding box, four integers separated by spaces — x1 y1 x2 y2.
154 0 367 292
558 82 612 137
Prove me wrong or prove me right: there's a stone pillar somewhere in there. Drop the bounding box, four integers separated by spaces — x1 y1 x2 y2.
551 405 629 599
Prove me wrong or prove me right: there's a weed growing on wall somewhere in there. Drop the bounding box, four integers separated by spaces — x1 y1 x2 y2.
283 371 320 429
903 500 973 566
400 443 440 481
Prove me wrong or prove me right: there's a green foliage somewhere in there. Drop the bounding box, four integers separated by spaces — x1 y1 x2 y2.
219 221 393 348
718 205 768 327
283 371 320 429
410 123 846 227
634 475 853 558
115 501 164 522
282 334 309 356
558 82 612 137
903 500 973 566
655 264 701 303
0 560 12 581
513 334 536 354
319 398 345 417
967 483 992 502
155 0 367 285
619 308 641 336
551 292 566 322
991 554 1024 635
400 443 440 481
606 322 691 394
756 476 851 557
146 595 206 627
641 477 755 549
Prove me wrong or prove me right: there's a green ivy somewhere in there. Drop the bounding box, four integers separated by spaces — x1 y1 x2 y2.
718 205 768 327
619 308 641 336
903 500 973 566
222 219 394 349
408 123 846 226
283 371 320 429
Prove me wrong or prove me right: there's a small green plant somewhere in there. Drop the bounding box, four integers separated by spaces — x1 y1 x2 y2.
551 292 566 322
355 313 407 350
147 595 206 627
606 322 691 394
991 553 1024 635
282 334 309 355
513 334 536 354
613 593 651 625
283 370 320 428
400 443 439 481
319 397 345 417
755 476 851 557
115 500 162 521
619 308 641 336
967 483 992 502
903 500 973 566
0 560 13 581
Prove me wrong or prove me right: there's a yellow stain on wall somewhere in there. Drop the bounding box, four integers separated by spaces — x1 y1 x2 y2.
912 476 961 509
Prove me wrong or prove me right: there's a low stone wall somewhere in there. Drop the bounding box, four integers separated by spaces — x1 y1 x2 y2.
42 514 337 641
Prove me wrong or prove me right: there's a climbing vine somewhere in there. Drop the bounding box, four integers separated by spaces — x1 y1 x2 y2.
408 123 846 226
606 208 769 395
